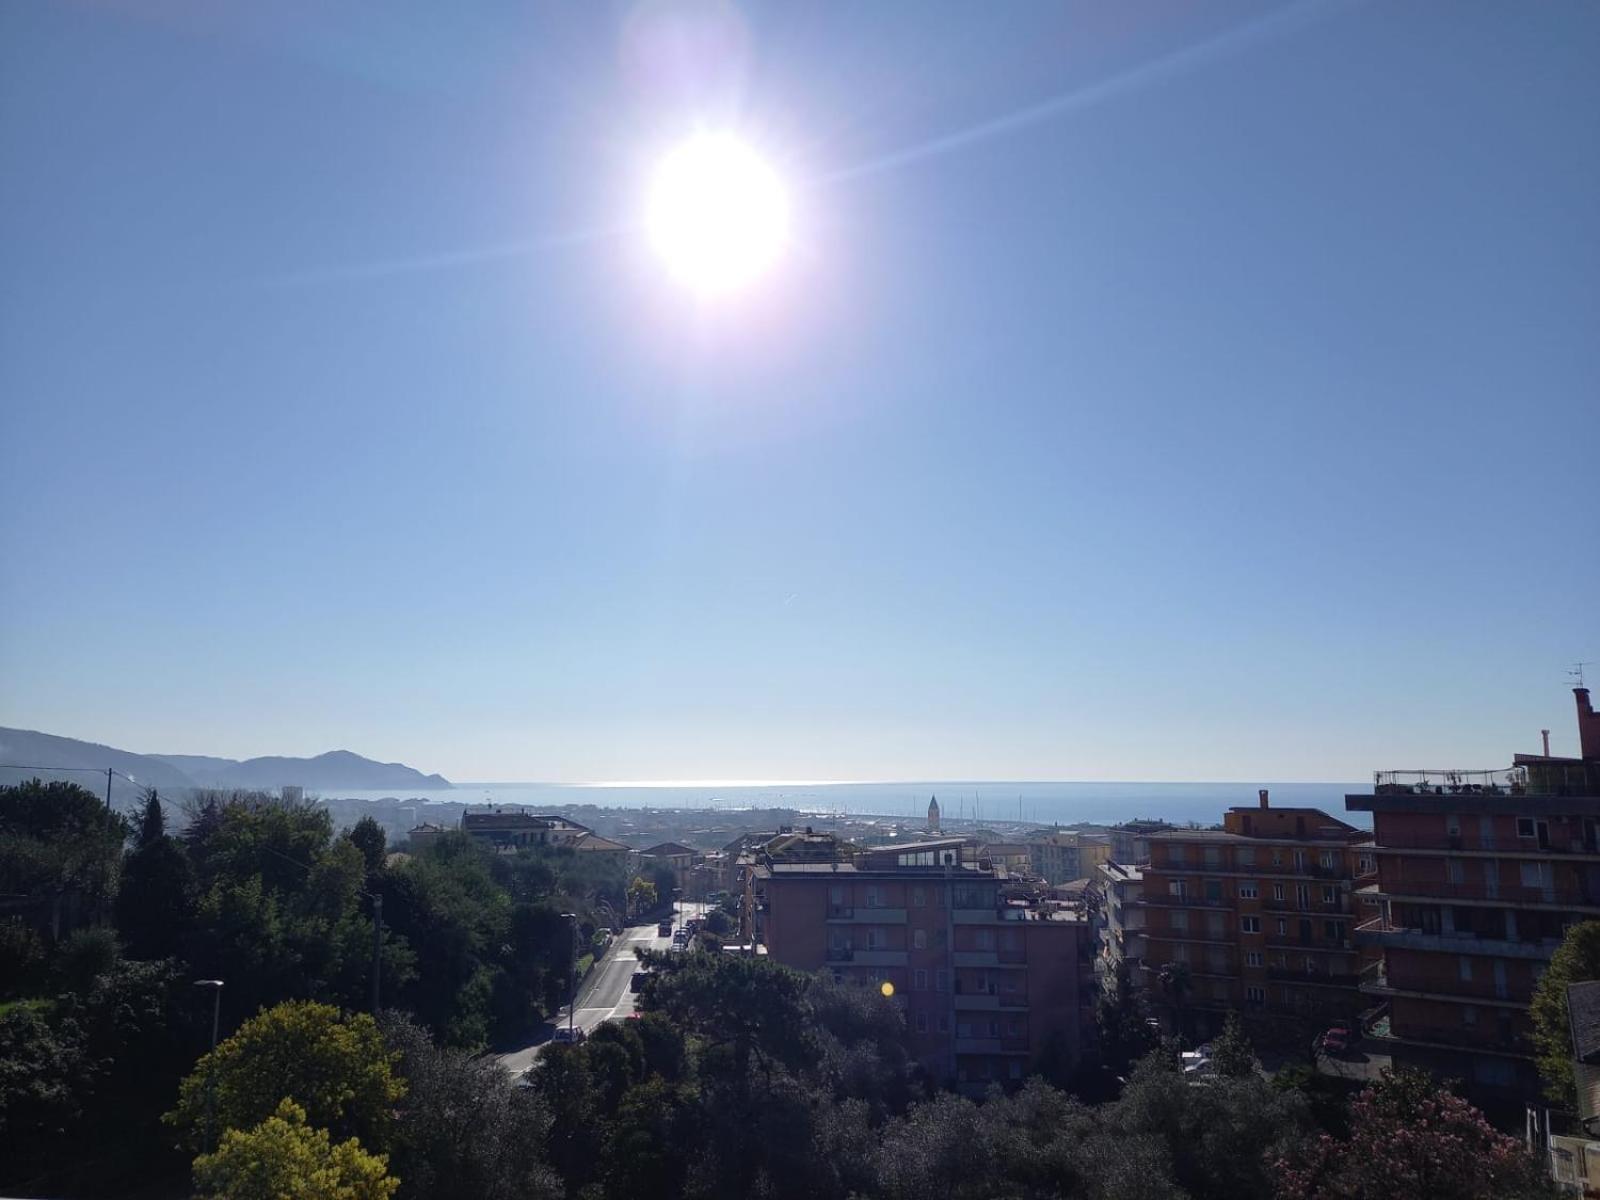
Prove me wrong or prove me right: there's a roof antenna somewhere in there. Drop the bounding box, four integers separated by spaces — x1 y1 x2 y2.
1571 662 1591 689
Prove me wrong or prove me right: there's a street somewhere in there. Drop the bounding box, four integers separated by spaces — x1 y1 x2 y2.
496 901 706 1075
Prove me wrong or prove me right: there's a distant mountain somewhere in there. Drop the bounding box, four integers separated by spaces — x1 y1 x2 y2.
0 727 451 807
0 727 201 806
152 749 451 791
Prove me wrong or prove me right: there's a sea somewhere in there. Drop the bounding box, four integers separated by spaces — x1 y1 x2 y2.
325 780 1374 830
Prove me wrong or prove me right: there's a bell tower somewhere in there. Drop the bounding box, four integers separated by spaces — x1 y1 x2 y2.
927 794 941 833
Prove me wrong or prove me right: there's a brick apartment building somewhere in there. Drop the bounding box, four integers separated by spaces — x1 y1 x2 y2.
1139 792 1373 1038
1349 686 1600 1104
1096 861 1147 992
753 837 1085 1091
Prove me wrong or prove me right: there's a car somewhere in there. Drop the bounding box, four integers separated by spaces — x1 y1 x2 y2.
551 1026 586 1045
657 921 674 937
1180 1050 1212 1075
1318 1026 1352 1055
630 970 649 993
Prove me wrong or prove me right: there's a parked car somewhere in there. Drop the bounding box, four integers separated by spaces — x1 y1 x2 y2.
657 921 674 937
1318 1026 1352 1055
551 1026 586 1045
630 970 649 993
1180 1049 1212 1075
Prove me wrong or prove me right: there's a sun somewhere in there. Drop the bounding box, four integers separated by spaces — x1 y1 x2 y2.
647 134 789 295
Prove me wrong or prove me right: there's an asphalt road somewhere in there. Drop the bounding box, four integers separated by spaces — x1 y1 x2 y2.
497 901 708 1075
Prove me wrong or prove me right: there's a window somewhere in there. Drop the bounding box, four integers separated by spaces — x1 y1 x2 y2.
1205 879 1223 902
937 1014 950 1034
1239 882 1259 899
1446 815 1461 838
1172 944 1191 964
915 1011 928 1033
988 1020 1000 1038
913 887 926 908
1320 851 1335 869
1358 854 1374 874
1324 920 1340 941
935 968 948 993
1462 1006 1478 1026
866 928 884 950
1169 879 1189 900
1169 844 1187 864
1237 846 1255 866
1517 818 1536 838
1246 986 1265 1005
829 885 845 905
957 1021 972 1039
866 885 882 908
1240 916 1261 933
1304 956 1316 975
1271 849 1283 866
1171 910 1189 932
1246 951 1264 967
1322 886 1337 905
1204 846 1221 867
1446 859 1464 884
1007 1019 1021 1037
1008 1060 1023 1081
914 968 928 991
1273 883 1284 902
1459 956 1473 981
831 969 842 984
913 929 927 950
977 929 996 950
1276 918 1288 935
1001 929 1019 951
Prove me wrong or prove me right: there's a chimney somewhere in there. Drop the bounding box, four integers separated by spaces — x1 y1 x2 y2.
1542 729 1551 757
1578 689 1600 761
1258 789 1270 810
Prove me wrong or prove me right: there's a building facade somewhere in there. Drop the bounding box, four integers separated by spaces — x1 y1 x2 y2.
1097 861 1147 991
1348 687 1600 1107
1139 793 1372 1038
754 838 1084 1091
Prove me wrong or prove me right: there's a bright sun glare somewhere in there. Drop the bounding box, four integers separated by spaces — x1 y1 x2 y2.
647 134 789 295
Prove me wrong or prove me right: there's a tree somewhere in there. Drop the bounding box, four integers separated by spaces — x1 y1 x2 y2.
379 1012 559 1200
1211 1011 1257 1078
346 817 388 882
116 798 194 960
0 1004 89 1184
628 876 657 917
1097 959 1157 1078
191 1098 399 1200
1273 1067 1555 1200
1532 919 1600 1108
0 779 129 938
167 1000 405 1152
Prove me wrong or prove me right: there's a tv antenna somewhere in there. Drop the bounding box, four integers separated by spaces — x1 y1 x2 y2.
1572 662 1592 689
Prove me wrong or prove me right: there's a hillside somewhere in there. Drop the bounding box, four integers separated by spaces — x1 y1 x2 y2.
0 727 451 806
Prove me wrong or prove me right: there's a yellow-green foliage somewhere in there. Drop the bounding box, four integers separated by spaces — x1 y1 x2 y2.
192 1098 398 1200
167 1000 404 1151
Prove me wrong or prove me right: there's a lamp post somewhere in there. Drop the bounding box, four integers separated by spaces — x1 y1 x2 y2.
560 912 578 1040
193 979 224 1150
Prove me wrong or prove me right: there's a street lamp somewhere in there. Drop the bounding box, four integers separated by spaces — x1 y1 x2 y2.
560 912 578 1041
193 979 224 1151
194 979 224 1051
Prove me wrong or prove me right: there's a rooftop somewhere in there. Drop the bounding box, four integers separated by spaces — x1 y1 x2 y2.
639 841 699 858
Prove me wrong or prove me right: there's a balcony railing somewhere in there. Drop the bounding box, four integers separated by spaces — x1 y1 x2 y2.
1372 835 1600 856
1266 968 1362 987
1373 768 1527 795
1374 880 1600 906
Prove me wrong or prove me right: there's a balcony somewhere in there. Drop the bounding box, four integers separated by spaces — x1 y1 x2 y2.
828 906 908 924
1266 968 1362 987
1370 880 1600 907
952 950 999 967
954 1037 1003 1054
1374 835 1600 857
1372 767 1526 796
953 908 1012 924
1354 916 1560 961
954 992 1000 1010
851 949 908 967
1139 894 1234 909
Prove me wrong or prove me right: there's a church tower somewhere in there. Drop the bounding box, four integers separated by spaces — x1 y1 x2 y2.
927 794 941 833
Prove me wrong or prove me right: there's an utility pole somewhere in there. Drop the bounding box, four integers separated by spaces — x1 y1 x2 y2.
370 893 383 1014
560 912 579 1040
105 767 113 812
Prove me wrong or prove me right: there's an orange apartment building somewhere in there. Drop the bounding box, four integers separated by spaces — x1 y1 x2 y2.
1140 791 1374 1038
752 837 1085 1091
1348 686 1600 1106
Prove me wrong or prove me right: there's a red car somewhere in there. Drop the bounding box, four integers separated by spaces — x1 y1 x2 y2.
1319 1026 1351 1055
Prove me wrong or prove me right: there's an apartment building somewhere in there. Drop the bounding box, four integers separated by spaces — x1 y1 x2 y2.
754 837 1084 1091
1348 686 1600 1105
1140 792 1372 1038
1027 831 1112 886
1109 820 1173 867
461 808 593 851
1097 861 1147 991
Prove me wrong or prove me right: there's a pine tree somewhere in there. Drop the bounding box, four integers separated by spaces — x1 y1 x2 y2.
136 789 165 848
1210 1010 1256 1077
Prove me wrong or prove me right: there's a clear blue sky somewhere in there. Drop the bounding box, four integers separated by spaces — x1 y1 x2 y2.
2 1 1596 783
